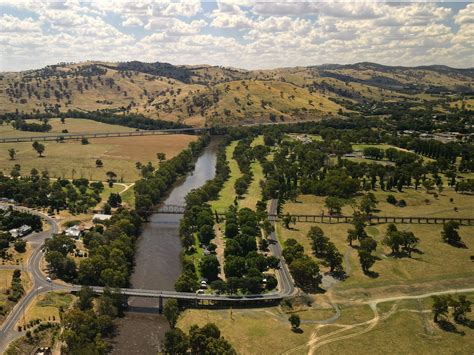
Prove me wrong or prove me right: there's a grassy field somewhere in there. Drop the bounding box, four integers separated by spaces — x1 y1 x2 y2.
0 118 134 138
178 292 474 355
0 269 31 325
211 137 266 212
316 300 474 355
17 291 73 327
284 189 474 219
277 218 474 293
178 307 317 355
0 130 197 182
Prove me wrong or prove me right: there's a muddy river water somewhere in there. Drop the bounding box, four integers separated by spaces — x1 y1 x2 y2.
111 138 219 354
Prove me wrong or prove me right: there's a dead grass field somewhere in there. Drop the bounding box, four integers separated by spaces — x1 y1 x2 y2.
0 118 134 138
284 189 473 219
277 219 473 293
178 293 474 355
0 133 197 182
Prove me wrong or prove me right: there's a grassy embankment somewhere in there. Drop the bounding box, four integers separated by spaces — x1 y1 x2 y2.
0 270 32 325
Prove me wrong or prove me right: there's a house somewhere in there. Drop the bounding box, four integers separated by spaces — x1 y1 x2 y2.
65 225 83 239
9 225 32 238
92 213 112 222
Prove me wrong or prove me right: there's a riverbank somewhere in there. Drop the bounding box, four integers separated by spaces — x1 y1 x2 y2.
111 138 219 354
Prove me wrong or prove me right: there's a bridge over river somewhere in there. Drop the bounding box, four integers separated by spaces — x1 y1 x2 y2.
150 205 474 226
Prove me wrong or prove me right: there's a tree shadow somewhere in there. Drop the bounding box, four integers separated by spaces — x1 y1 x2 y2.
291 328 304 334
447 241 468 249
458 319 474 329
437 320 465 335
364 270 379 278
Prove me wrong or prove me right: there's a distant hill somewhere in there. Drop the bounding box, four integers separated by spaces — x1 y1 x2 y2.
1 61 472 126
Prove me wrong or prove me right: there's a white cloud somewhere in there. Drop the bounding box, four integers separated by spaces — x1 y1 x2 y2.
0 1 472 71
0 14 41 32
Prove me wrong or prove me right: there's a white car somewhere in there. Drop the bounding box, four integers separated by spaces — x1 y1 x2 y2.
196 289 204 294
46 277 52 283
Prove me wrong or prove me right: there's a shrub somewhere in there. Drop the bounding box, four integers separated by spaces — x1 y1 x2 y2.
386 195 397 205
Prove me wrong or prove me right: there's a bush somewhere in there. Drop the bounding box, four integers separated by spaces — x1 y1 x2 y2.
386 195 397 205
397 199 407 207
14 239 27 253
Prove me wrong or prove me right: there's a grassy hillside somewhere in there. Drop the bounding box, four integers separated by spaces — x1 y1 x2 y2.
1 61 472 126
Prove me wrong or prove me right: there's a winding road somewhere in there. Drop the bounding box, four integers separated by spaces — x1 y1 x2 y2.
0 200 296 352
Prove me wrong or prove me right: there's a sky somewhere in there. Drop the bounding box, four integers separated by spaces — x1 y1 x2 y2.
0 1 473 72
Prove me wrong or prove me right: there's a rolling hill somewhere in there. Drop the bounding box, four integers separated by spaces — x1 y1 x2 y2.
0 61 472 126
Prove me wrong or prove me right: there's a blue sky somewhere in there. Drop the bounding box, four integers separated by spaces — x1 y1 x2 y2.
0 1 473 71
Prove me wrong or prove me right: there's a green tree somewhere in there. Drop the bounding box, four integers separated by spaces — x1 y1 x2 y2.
77 286 94 311
32 141 45 157
157 152 166 162
164 328 189 354
432 295 450 323
360 193 377 214
8 148 16 160
325 196 344 215
163 299 180 328
200 255 220 282
358 250 376 274
288 314 301 330
441 221 462 246
14 239 26 253
288 255 321 291
451 295 471 323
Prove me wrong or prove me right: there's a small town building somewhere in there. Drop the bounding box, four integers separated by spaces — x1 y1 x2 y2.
92 213 112 222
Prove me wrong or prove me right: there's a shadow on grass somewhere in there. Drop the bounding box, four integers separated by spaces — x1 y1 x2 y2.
437 320 465 336
291 328 304 334
364 270 379 278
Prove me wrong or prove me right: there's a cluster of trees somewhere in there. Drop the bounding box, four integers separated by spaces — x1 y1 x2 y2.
282 239 321 292
61 286 126 353
455 179 474 193
345 212 378 274
221 207 279 294
307 226 343 274
175 139 231 292
0 171 104 215
233 138 255 197
45 208 141 287
432 294 471 325
164 323 236 355
0 208 42 232
8 269 25 302
0 109 187 131
382 224 420 257
135 134 211 218
11 118 51 132
411 139 458 163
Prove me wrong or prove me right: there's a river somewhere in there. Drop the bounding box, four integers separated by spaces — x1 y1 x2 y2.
111 138 219 354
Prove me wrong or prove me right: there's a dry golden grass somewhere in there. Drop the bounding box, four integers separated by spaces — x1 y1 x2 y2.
16 291 73 328
0 133 197 182
284 189 473 219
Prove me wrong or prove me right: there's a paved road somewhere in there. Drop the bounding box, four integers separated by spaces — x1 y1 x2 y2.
0 205 61 352
0 201 296 351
